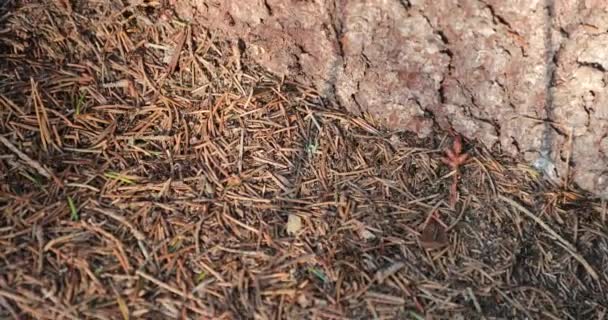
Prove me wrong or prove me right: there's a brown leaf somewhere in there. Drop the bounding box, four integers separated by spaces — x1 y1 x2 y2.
419 220 448 250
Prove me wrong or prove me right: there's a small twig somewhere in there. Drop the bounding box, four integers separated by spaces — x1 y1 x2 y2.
499 195 599 280
472 156 496 196
0 135 61 185
0 296 18 320
563 126 573 195
89 206 151 262
136 270 214 316
422 203 442 228
195 218 203 255
90 207 145 241
446 197 469 232
0 289 79 320
466 287 483 316
238 128 244 173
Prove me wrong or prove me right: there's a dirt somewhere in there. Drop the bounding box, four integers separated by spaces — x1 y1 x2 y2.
177 0 608 199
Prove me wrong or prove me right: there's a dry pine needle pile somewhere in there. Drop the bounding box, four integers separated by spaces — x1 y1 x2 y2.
0 1 607 319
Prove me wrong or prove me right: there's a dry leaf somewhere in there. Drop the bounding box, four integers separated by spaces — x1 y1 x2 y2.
419 220 448 250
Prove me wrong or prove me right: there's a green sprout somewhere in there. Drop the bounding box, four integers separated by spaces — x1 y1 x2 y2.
75 91 86 115
67 196 79 221
104 172 135 184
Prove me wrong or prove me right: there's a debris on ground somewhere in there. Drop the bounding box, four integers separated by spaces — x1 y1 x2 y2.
0 1 607 319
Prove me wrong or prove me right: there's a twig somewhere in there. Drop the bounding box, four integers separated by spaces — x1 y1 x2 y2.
136 270 214 316
0 289 79 320
89 206 151 261
0 296 18 320
446 196 469 232
563 126 573 192
0 135 58 183
499 195 599 280
90 207 145 241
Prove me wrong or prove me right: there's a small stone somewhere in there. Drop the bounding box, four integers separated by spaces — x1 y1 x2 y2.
389 134 400 145
286 214 302 235
359 229 376 240
297 293 311 308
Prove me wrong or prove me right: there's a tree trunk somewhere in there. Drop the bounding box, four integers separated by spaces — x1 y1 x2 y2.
176 0 608 198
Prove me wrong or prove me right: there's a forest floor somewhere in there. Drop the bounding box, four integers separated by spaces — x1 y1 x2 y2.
0 1 607 319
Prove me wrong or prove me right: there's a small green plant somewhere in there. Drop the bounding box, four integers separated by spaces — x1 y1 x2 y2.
104 171 135 184
407 311 425 320
196 271 207 283
67 195 79 221
305 140 318 157
307 267 327 283
75 91 86 115
20 170 42 187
